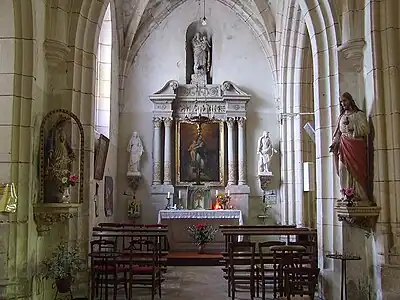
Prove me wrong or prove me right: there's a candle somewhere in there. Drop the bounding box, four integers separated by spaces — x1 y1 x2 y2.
216 189 219 196
167 192 170 198
228 190 230 197
179 191 181 199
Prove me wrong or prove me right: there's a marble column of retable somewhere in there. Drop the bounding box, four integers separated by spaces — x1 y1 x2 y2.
152 117 163 185
226 117 236 185
163 117 173 185
237 117 247 185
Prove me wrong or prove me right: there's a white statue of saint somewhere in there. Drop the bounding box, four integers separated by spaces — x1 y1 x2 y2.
127 131 144 176
257 131 277 175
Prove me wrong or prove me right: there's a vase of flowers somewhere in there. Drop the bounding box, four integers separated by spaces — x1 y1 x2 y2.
187 223 218 253
341 188 355 207
60 174 78 203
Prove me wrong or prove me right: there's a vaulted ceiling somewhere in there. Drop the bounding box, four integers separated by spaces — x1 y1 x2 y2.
115 0 281 48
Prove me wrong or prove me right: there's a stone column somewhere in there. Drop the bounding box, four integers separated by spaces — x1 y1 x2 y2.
226 117 236 185
152 117 162 185
163 117 173 185
237 117 247 185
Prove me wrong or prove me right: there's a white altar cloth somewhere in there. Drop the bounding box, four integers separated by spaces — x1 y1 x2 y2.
157 209 243 224
157 209 243 252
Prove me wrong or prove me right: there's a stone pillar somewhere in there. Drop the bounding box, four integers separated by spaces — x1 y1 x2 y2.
163 117 173 185
226 117 236 185
152 117 162 185
237 117 247 185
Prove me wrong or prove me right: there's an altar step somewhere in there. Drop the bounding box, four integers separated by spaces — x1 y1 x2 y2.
167 252 224 266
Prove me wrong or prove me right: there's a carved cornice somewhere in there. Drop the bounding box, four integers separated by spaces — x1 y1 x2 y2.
33 203 80 236
335 205 381 233
43 39 71 70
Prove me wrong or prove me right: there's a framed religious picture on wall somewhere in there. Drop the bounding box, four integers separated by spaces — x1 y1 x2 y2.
94 133 110 180
176 120 225 186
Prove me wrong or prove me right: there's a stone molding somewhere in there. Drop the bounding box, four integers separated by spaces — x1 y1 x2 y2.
338 38 365 72
335 205 381 233
33 203 80 235
44 39 71 70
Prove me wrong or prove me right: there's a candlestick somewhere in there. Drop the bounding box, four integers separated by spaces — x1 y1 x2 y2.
168 192 170 198
216 189 218 196
179 190 181 198
227 190 230 197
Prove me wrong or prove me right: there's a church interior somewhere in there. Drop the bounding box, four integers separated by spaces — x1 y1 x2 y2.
0 0 399 299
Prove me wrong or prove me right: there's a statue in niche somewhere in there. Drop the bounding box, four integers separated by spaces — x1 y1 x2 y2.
127 131 144 176
257 131 277 175
329 92 370 202
45 119 75 202
191 32 211 84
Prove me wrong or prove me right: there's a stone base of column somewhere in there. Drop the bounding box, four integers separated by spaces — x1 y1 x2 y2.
163 161 172 185
151 185 175 214
225 185 250 224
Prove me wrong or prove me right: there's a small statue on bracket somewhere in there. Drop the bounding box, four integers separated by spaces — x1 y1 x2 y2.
257 131 278 175
127 131 144 176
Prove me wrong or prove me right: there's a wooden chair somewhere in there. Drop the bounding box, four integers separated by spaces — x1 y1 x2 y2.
279 266 320 299
126 239 163 300
258 241 286 300
89 240 127 300
270 245 306 299
227 241 257 300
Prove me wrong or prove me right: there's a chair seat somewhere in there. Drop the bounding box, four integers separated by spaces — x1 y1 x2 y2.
131 266 160 273
93 265 126 271
278 296 312 300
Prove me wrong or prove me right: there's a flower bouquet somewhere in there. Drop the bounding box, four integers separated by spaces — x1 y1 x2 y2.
341 188 355 207
187 223 218 253
216 193 231 209
59 174 78 203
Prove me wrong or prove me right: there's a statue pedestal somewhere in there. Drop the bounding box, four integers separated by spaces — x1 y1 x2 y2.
127 173 142 193
335 204 381 233
258 173 273 191
190 73 207 85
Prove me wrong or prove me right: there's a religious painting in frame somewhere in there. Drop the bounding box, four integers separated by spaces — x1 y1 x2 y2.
94 134 110 180
176 120 225 186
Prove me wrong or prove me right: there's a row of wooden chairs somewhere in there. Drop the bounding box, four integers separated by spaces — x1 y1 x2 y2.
89 223 168 300
220 225 319 300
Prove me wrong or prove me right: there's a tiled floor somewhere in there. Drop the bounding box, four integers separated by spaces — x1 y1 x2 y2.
129 266 273 300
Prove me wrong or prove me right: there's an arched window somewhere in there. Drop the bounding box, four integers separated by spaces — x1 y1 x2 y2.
95 4 112 137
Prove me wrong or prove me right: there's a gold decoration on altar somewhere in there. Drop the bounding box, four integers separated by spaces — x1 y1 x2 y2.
0 182 18 213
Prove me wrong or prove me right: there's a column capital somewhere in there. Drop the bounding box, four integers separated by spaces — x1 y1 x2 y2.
237 117 246 126
153 117 163 128
226 117 235 127
163 117 173 127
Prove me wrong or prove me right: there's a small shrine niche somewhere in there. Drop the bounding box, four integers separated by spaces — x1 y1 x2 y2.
185 21 213 85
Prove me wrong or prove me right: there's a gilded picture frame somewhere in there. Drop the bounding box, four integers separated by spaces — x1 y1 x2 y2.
176 120 225 186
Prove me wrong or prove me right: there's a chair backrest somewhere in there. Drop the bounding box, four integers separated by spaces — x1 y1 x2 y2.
284 266 320 299
90 239 116 252
228 241 256 269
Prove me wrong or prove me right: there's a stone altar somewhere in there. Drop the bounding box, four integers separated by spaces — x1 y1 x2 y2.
158 209 243 252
